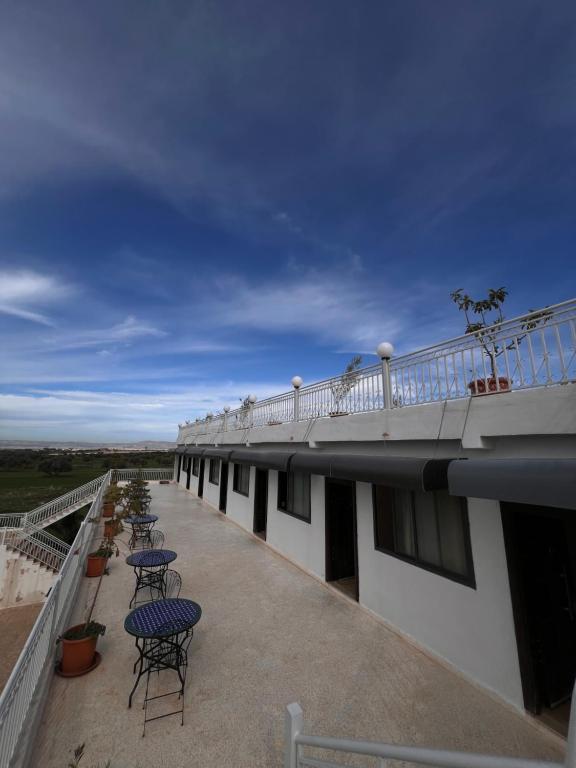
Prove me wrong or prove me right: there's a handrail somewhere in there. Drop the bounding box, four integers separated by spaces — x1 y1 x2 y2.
0 471 111 768
24 474 106 529
180 297 576 438
284 702 572 768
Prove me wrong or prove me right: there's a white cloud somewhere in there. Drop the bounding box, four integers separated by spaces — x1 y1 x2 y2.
0 269 73 326
45 315 167 351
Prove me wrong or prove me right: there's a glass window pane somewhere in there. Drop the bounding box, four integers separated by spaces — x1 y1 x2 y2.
373 485 394 550
437 492 469 576
291 472 310 519
393 489 415 557
414 491 441 567
277 471 288 510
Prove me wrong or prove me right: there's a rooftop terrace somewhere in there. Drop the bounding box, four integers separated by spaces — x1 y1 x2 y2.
31 483 564 767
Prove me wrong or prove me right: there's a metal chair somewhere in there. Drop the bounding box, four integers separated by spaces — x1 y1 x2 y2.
163 569 182 599
148 530 165 550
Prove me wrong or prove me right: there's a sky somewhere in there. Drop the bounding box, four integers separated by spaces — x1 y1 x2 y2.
1 1 575 442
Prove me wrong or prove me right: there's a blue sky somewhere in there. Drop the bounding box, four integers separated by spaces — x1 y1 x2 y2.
1 1 575 442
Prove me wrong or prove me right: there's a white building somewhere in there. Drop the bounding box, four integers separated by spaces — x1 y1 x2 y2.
175 298 576 732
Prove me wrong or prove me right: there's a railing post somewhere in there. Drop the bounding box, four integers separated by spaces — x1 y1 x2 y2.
377 342 394 409
291 377 303 422
223 405 230 432
284 703 303 768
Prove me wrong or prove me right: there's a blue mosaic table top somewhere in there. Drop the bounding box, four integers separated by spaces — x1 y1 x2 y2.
126 549 177 568
124 514 158 525
124 598 202 638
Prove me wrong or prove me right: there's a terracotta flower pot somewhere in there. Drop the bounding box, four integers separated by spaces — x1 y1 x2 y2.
60 627 98 676
102 502 115 518
86 554 107 578
468 377 510 395
104 519 118 539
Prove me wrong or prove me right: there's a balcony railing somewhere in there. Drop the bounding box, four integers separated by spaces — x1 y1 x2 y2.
179 298 576 440
284 702 572 768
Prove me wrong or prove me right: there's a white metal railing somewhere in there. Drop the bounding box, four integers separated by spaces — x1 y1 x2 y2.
180 298 576 440
0 514 26 529
113 468 174 482
284 702 573 768
0 471 110 768
3 524 71 572
24 474 106 529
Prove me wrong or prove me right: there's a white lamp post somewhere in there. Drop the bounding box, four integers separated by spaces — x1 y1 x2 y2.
291 376 303 421
223 405 230 432
248 394 257 427
376 342 394 409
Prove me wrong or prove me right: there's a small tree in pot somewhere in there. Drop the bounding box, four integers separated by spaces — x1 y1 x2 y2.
85 538 119 578
330 355 363 415
451 287 551 394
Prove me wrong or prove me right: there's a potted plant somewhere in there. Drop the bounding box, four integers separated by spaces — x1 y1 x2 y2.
59 621 106 676
450 287 551 396
85 539 119 578
102 484 122 518
120 475 151 516
329 356 363 415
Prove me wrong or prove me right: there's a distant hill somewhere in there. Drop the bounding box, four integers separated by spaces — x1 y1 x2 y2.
0 440 175 451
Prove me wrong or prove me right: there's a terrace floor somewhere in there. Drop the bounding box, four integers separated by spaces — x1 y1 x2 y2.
33 484 565 768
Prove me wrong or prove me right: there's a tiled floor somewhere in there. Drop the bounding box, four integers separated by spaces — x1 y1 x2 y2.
32 484 565 767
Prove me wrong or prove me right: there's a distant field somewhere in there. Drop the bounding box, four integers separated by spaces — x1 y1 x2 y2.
0 451 173 515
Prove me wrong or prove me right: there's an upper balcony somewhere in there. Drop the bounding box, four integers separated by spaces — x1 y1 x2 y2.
178 298 576 445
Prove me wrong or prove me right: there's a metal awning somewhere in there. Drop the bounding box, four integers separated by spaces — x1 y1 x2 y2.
203 447 233 460
289 453 452 491
175 446 186 454
230 449 295 472
185 446 206 457
448 459 576 510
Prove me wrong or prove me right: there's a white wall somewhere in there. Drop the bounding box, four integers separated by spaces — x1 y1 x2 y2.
203 459 223 509
266 472 326 579
225 464 256 531
355 482 524 709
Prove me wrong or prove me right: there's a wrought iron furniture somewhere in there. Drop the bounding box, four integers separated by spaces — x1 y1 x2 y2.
124 598 202 734
125 549 177 607
163 569 182 599
124 514 159 549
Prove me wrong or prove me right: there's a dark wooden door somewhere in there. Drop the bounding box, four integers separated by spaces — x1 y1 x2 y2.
198 459 205 498
325 478 358 598
177 455 182 483
503 504 576 712
253 469 268 538
186 458 191 490
219 462 228 512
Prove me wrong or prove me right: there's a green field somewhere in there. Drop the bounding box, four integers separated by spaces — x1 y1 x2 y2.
0 451 173 515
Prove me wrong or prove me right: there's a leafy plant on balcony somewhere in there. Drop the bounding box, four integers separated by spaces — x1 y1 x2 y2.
329 355 363 414
120 474 151 516
450 287 552 382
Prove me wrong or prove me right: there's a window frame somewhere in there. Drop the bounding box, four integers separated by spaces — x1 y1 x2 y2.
233 463 250 497
209 458 220 485
372 485 476 588
192 457 200 477
277 470 311 524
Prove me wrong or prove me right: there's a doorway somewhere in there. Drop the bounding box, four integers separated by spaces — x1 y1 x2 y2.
177 455 182 483
502 502 576 735
325 478 358 601
253 468 268 539
219 462 229 513
185 458 191 490
198 459 205 498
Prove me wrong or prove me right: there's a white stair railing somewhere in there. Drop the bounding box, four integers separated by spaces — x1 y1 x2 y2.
113 468 174 482
5 524 71 572
284 702 573 768
24 474 107 529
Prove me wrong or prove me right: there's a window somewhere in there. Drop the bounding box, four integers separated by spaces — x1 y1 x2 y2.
233 463 250 496
277 471 311 522
209 458 220 485
373 486 474 586
192 457 200 477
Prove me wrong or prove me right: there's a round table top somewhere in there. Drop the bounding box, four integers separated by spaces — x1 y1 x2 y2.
124 514 158 525
126 549 177 568
124 598 202 639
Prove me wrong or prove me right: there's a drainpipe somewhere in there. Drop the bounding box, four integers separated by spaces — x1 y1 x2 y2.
376 342 394 409
291 376 303 421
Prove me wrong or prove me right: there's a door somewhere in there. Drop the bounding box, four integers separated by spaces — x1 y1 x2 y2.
198 459 205 498
502 503 576 720
219 462 229 512
325 478 358 601
177 455 182 483
253 468 268 539
186 458 191 490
